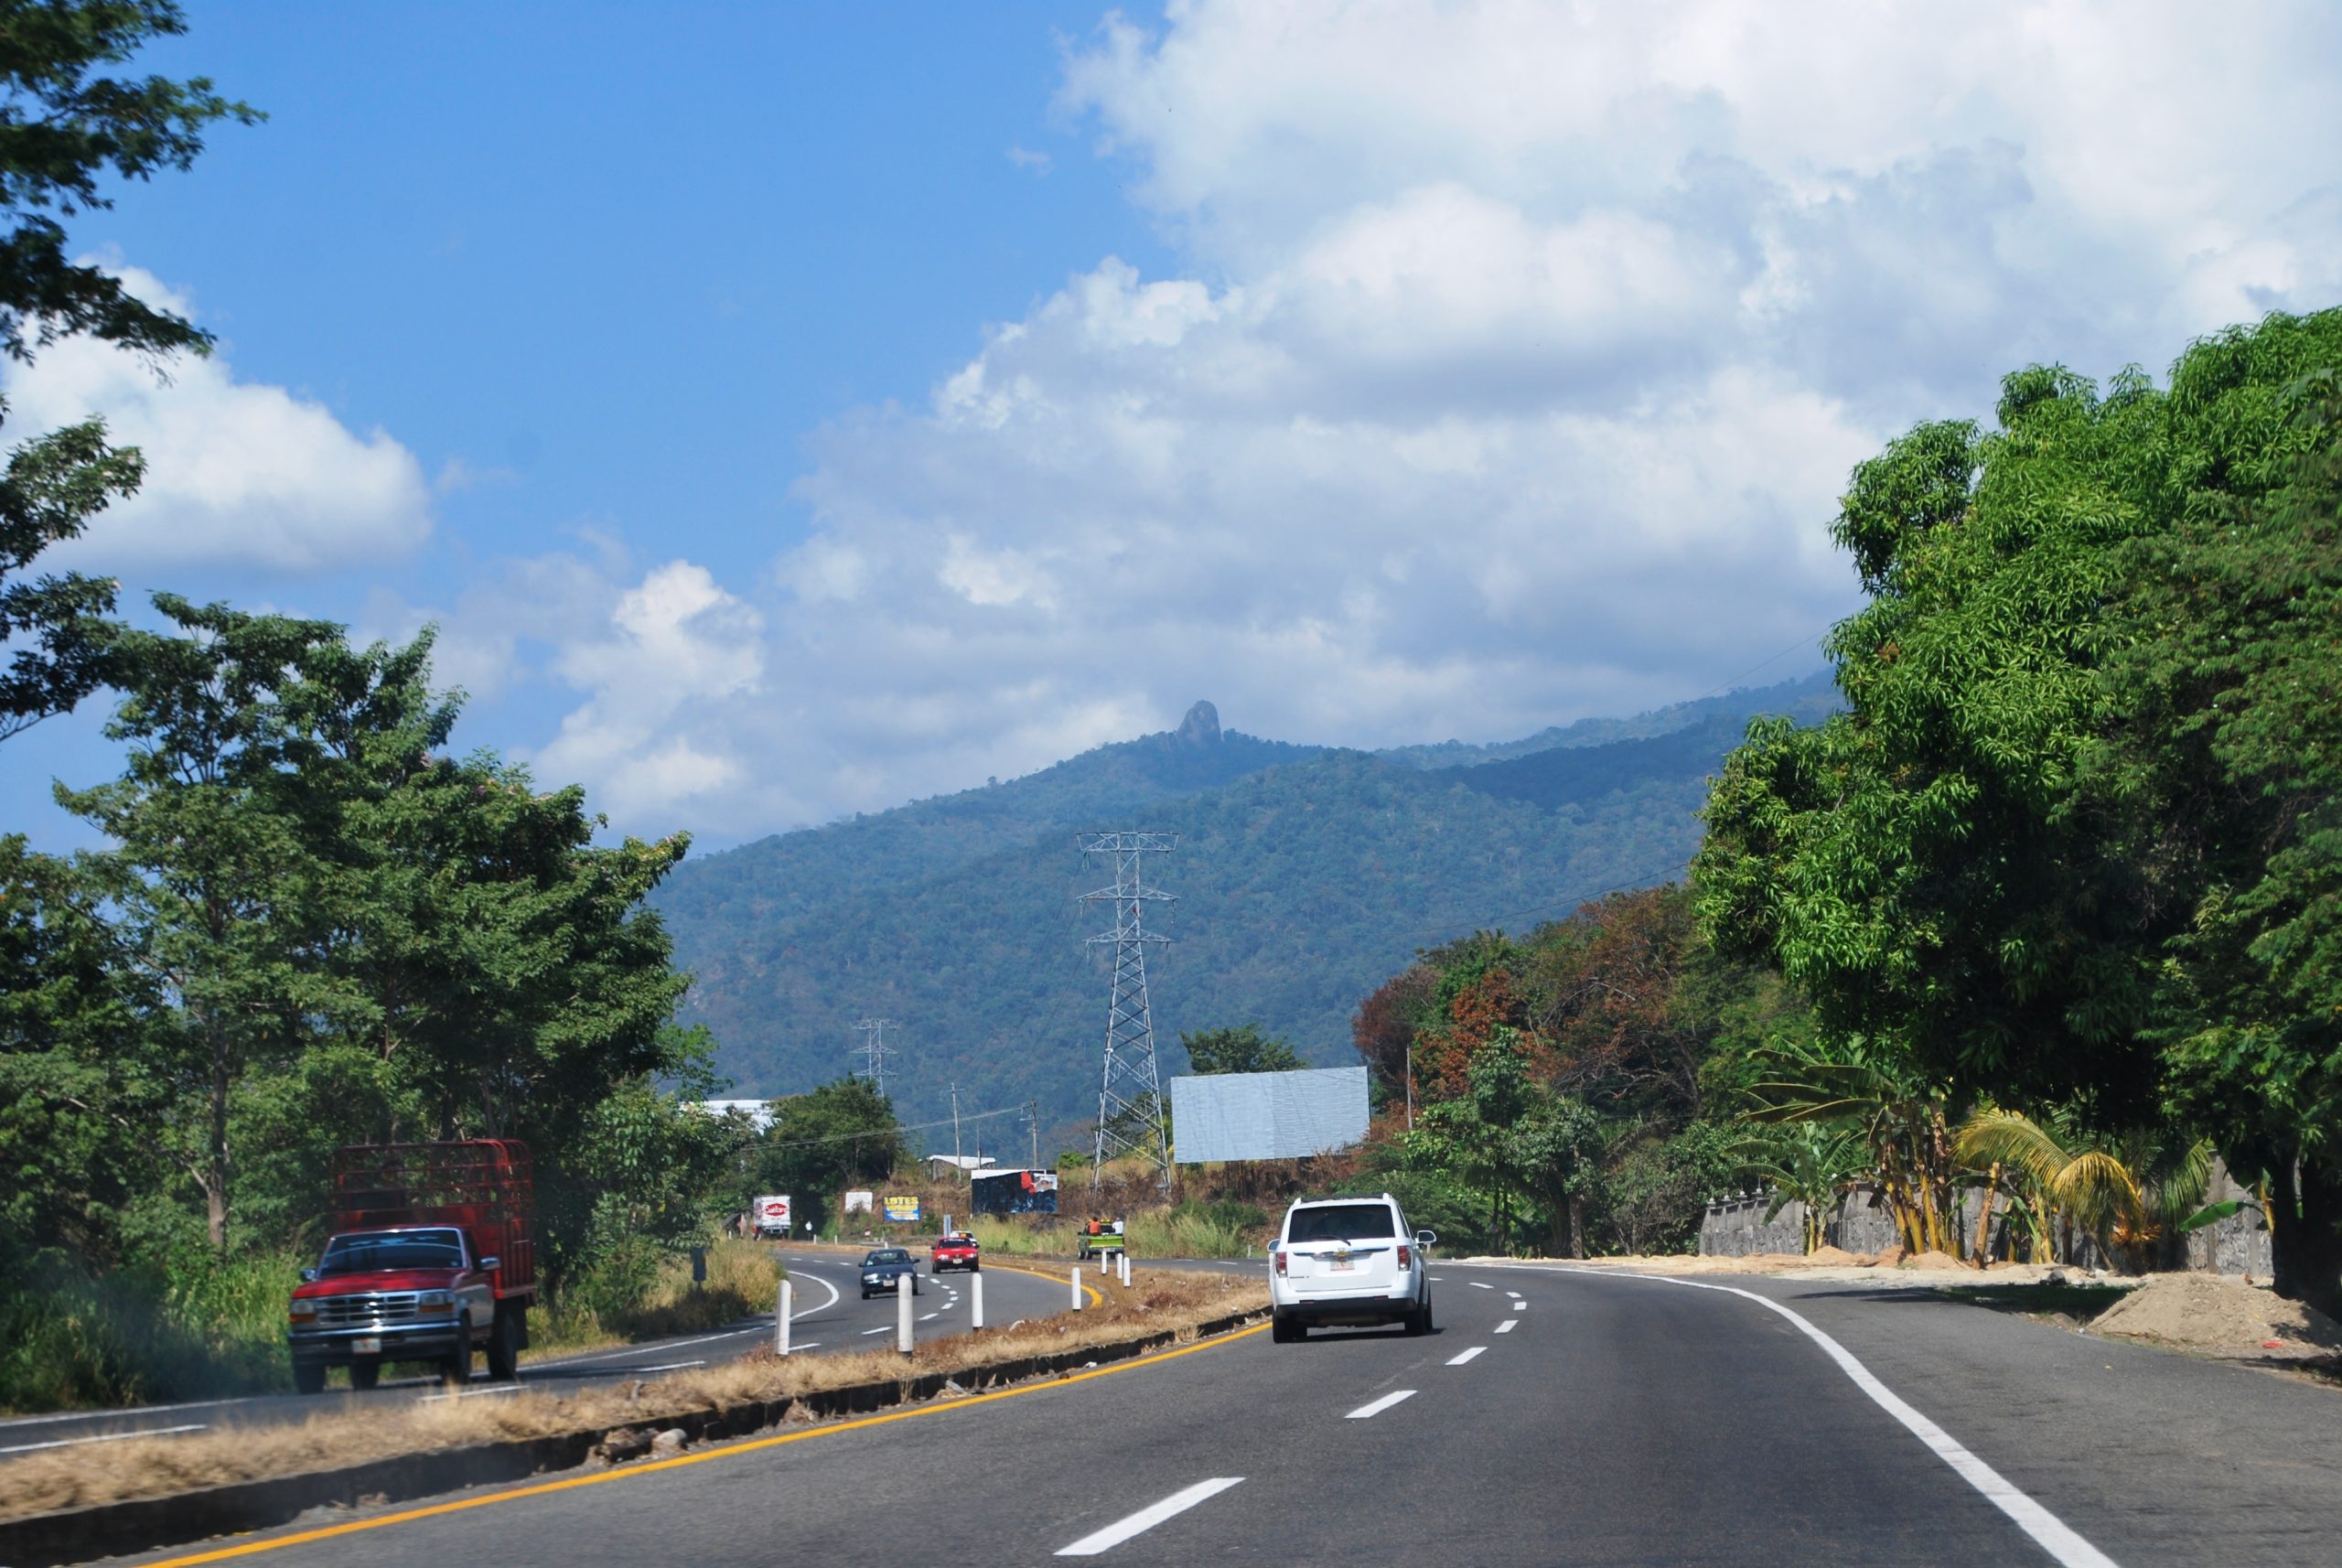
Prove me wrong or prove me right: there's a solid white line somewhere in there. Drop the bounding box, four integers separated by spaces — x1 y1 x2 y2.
1552 1267 2122 1568
1346 1390 1416 1419
1056 1477 1245 1556
791 1269 843 1321
1494 1319 1516 1334
1445 1347 1486 1365
0 1423 206 1455
420 1384 523 1403
1470 1281 1494 1290
541 1327 760 1368
635 1360 705 1373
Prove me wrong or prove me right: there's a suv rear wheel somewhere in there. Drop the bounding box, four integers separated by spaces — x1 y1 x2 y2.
1271 1312 1303 1343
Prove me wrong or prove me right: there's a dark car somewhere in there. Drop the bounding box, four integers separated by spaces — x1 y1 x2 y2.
931 1231 981 1273
859 1247 922 1299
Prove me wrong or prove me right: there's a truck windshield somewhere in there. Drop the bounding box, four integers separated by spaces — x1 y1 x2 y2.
319 1230 466 1275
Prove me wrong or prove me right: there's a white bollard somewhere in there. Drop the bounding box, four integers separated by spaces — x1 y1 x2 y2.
1071 1266 1082 1310
776 1277 792 1357
1120 1251 1131 1287
897 1269 914 1355
972 1271 984 1330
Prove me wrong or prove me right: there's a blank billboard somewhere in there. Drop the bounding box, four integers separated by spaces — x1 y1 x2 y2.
1169 1066 1370 1164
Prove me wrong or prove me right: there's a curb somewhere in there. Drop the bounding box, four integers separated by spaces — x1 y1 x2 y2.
0 1307 1268 1568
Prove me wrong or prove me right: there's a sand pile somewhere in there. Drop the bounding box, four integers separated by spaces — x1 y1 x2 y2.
1802 1245 1873 1266
1902 1249 1973 1271
2092 1273 2342 1358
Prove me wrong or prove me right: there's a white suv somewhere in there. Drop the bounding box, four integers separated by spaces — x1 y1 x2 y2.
1270 1193 1434 1341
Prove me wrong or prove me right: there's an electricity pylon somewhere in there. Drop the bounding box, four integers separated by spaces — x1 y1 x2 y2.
1079 832 1176 1190
854 1017 895 1100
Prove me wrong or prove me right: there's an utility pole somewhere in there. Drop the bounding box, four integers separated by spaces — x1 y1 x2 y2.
853 1017 896 1101
1079 832 1176 1191
951 1082 962 1168
1028 1099 1040 1172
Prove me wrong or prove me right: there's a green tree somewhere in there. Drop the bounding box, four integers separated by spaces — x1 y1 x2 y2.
1180 1023 1302 1075
0 0 259 738
747 1077 903 1235
1698 308 2342 1305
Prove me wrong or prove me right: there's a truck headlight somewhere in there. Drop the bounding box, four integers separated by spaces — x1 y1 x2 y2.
289 1300 317 1321
414 1290 458 1314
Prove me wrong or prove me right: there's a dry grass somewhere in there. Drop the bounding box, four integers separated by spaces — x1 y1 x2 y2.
0 1267 1262 1522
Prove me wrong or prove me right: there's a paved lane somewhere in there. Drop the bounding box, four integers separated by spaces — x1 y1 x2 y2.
101 1260 2342 1568
0 1250 1070 1455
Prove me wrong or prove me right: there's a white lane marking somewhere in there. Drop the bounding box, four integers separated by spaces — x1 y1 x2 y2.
1513 1302 1527 1311
790 1269 843 1321
1056 1477 1245 1556
1431 1275 1446 1282
860 1326 891 1336
420 1384 524 1403
1504 1291 1521 1299
1470 1282 1494 1290
1552 1267 2122 1568
793 1342 821 1350
919 1312 940 1322
0 1423 206 1454
635 1360 705 1373
1346 1391 1415 1419
1445 1347 1486 1365
0 1394 260 1431
1494 1319 1517 1334
541 1327 763 1369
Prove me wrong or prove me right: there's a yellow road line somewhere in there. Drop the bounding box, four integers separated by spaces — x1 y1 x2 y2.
140 1319 1268 1568
979 1258 1104 1308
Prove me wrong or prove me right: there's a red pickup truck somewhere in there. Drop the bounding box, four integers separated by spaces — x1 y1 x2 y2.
287 1141 538 1393
930 1230 981 1273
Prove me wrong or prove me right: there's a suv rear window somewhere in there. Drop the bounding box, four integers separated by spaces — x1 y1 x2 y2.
1285 1203 1398 1243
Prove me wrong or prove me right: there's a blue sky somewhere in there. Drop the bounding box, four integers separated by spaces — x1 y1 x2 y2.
9 2 2341 851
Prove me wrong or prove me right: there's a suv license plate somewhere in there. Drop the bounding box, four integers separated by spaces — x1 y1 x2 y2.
351 1336 381 1354
1328 1257 1353 1272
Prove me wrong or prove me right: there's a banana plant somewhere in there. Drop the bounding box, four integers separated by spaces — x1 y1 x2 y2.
1742 1036 1963 1257
1735 1122 1870 1253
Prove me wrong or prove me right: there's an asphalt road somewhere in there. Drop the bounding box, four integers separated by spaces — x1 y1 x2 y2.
93 1259 2342 1567
0 1249 1072 1458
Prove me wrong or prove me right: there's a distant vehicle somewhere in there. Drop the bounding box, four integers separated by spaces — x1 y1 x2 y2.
931 1230 981 1273
860 1246 922 1299
1269 1192 1434 1342
288 1141 538 1392
753 1195 791 1239
1076 1216 1125 1262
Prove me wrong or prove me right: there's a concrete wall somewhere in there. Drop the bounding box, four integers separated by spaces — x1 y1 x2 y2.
1697 1182 2272 1277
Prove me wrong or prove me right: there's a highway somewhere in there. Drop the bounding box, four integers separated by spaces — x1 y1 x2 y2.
89 1259 2342 1567
0 1250 1074 1458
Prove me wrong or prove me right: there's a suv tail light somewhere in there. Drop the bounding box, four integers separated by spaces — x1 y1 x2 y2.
1273 1250 1288 1276
1397 1244 1412 1269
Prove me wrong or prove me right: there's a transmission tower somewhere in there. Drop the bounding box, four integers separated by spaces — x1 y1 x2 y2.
853 1017 896 1101
1079 832 1176 1190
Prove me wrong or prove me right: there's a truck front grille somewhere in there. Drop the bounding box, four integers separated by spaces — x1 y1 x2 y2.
313 1292 425 1327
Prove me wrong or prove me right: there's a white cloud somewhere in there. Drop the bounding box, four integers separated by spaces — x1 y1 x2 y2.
448 2 2342 838
8 265 432 575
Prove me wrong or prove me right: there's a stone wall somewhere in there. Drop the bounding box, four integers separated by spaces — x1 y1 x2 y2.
1697 1182 2272 1277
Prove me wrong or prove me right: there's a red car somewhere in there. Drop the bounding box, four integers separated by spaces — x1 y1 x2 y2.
931 1231 981 1273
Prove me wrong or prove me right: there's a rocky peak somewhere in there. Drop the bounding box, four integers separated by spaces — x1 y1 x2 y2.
1176 700 1222 746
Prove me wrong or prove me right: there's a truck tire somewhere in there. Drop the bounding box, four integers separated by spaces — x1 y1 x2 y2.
349 1358 381 1391
487 1305 522 1380
292 1359 326 1395
441 1343 471 1388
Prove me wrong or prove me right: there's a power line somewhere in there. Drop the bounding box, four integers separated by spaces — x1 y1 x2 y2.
742 1101 1028 1154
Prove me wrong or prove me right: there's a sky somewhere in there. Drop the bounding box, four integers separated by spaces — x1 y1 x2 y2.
7 0 2341 852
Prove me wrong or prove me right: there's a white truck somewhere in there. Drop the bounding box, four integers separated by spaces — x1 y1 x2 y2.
753 1194 792 1240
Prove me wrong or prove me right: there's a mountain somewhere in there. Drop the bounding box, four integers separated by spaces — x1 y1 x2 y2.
652 673 1836 1146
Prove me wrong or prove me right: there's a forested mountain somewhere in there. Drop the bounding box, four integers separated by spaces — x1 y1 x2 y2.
655 674 1834 1144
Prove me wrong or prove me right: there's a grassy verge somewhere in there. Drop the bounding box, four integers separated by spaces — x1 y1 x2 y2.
0 1268 1263 1522
528 1239 780 1360
967 1200 1268 1262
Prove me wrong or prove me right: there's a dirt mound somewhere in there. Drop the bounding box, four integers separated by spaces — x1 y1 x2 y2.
1902 1249 1973 1271
2092 1273 2342 1358
1802 1245 1874 1266
1871 1244 1905 1268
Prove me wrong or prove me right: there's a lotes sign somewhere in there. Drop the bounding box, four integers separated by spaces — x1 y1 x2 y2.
883 1195 922 1223
970 1167 1060 1216
1168 1065 1370 1164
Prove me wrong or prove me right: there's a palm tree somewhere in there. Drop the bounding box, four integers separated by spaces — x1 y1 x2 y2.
1954 1110 2213 1269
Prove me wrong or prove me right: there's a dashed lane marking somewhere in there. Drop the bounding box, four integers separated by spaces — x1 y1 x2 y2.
1056 1477 1246 1556
1513 1302 1527 1311
1470 1282 1494 1290
1504 1291 1521 1299
1345 1391 1415 1420
1494 1319 1516 1334
1445 1347 1486 1365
